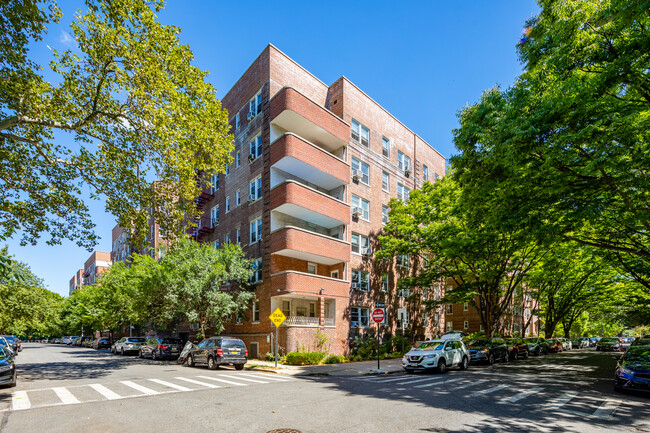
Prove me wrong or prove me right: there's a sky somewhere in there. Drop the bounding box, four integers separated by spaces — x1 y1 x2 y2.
6 0 540 297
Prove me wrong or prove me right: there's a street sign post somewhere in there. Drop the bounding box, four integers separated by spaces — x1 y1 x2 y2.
371 308 386 370
269 308 287 368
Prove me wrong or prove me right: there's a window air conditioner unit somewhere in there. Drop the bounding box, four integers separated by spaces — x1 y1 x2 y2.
382 215 389 224
248 111 256 121
361 248 372 256
351 168 361 181
352 207 362 218
351 282 359 289
404 165 412 176
249 194 256 202
248 153 256 163
350 321 359 328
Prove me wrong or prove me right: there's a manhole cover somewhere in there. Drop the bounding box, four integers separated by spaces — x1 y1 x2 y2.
266 430 302 433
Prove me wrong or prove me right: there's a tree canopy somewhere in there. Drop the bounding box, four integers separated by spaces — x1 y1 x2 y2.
1 0 232 249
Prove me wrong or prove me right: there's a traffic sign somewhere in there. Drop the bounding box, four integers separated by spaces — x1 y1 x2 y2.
270 308 287 328
371 308 385 324
375 302 385 308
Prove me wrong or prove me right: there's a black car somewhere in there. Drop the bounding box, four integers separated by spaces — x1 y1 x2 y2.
0 345 16 388
504 337 529 360
630 337 650 348
1 336 21 353
524 337 548 356
615 346 650 393
139 337 183 360
468 338 509 364
187 336 248 370
94 338 112 349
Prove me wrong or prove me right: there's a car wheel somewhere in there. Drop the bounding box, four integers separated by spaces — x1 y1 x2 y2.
207 356 217 370
487 353 495 365
138 349 143 358
121 348 125 356
187 355 195 367
460 356 469 370
152 351 157 361
436 359 447 374
235 363 244 371
512 350 518 361
502 352 509 363
523 350 529 359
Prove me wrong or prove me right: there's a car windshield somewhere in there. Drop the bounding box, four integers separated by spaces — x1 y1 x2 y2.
624 349 650 363
0 346 8 358
469 339 491 348
3 336 17 343
601 338 619 343
128 338 145 342
418 341 444 351
161 338 181 344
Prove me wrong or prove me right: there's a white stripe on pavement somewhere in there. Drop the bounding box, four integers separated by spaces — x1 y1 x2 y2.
415 378 463 388
120 380 160 395
454 379 485 390
11 391 30 411
546 391 578 410
175 377 220 388
370 376 422 383
505 387 543 403
196 376 247 387
148 379 191 392
592 398 621 420
52 387 80 405
469 384 509 397
219 374 268 384
238 372 291 382
395 377 442 386
89 384 121 400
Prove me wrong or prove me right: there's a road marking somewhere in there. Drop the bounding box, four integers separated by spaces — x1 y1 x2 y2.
395 377 442 386
370 376 422 383
11 391 30 410
469 384 509 397
546 391 578 410
454 379 486 390
121 380 160 395
196 376 247 387
89 384 121 400
52 387 80 405
176 377 220 388
505 387 543 403
219 374 268 384
238 373 291 382
467 371 591 386
592 398 621 420
148 379 191 392
414 378 463 388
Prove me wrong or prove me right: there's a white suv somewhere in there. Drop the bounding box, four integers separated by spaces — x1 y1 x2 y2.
402 338 469 374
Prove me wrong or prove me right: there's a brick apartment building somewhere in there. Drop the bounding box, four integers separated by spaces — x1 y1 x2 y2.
68 251 112 295
188 44 447 357
68 269 84 296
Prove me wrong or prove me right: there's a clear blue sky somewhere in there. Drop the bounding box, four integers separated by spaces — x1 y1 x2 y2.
6 0 540 297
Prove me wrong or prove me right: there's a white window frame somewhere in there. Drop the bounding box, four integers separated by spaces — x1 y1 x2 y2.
250 217 262 244
225 196 230 213
351 269 369 291
423 164 429 181
250 258 262 283
397 183 410 202
236 189 241 206
225 233 230 244
351 233 369 254
397 254 409 268
397 151 411 171
351 119 370 147
351 157 369 184
464 321 469 330
225 163 230 176
382 171 390 192
382 205 389 225
249 134 262 162
463 302 469 311
236 227 241 244
210 174 219 194
210 205 219 227
235 113 240 130
249 91 262 117
307 263 317 275
351 195 370 221
446 304 453 314
249 175 262 202
381 274 389 292
382 137 390 158
252 299 260 323
236 151 241 168
351 307 370 327
446 321 453 332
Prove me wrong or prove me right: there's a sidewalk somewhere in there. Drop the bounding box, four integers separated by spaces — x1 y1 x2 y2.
245 357 404 377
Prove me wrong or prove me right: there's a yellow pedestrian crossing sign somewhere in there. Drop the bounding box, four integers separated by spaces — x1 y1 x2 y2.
270 308 287 328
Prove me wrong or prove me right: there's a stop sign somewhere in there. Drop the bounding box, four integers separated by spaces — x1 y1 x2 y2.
371 308 385 323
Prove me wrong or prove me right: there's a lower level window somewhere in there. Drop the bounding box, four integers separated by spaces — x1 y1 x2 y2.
350 307 369 327
446 321 453 332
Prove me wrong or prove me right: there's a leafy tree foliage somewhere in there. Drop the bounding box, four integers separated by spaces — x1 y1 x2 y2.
1 0 232 249
452 0 650 289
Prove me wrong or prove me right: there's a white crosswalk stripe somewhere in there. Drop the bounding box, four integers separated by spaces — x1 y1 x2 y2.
238 372 291 382
52 387 80 405
196 375 247 387
394 377 442 386
219 374 268 384
469 384 509 397
592 398 621 420
175 377 220 388
505 387 543 403
454 379 486 390
89 383 121 400
121 380 160 395
11 391 30 410
414 378 463 388
546 391 578 410
148 379 191 392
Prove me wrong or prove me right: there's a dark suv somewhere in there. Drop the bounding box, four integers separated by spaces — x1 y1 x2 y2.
504 337 529 360
94 338 112 349
468 338 509 364
140 337 183 360
187 337 248 370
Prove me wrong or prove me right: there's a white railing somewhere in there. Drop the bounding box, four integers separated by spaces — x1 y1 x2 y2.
283 316 319 327
324 318 335 327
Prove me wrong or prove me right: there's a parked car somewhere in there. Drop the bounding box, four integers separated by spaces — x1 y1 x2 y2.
631 337 650 348
0 337 15 356
1 336 21 352
588 337 599 347
402 338 469 373
546 338 563 353
67 336 79 346
94 338 112 350
615 346 650 393
187 336 248 370
0 345 16 388
468 338 509 364
621 337 634 351
112 337 146 355
524 337 548 356
139 337 183 360
596 337 624 352
576 337 591 349
504 337 529 360
558 338 572 351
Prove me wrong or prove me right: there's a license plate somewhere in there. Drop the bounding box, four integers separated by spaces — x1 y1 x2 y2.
231 350 239 354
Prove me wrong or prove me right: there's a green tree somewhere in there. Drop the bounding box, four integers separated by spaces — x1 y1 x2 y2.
161 239 254 339
379 177 542 338
452 0 650 289
1 0 232 249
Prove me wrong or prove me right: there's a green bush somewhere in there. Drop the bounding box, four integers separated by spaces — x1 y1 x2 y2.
324 354 347 364
284 351 325 366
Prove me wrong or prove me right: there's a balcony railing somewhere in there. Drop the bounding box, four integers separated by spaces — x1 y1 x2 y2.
324 318 335 327
283 316 319 327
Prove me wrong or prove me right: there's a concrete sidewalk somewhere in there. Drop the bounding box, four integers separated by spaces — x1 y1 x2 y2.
245 357 404 377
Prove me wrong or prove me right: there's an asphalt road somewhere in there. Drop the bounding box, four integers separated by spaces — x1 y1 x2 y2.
0 343 648 433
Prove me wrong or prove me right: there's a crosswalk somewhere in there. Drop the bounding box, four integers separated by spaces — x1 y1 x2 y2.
351 373 622 420
0 372 292 412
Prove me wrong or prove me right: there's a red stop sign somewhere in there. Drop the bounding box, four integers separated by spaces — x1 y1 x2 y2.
371 308 385 323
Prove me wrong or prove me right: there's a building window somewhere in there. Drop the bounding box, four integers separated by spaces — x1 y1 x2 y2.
382 205 389 224
397 183 410 202
422 287 428 300
382 137 390 158
423 312 428 327
397 151 411 172
351 307 369 327
351 233 369 254
250 258 262 283
351 269 369 291
250 217 262 243
225 163 230 176
252 300 260 323
446 321 453 332
210 174 219 193
236 151 241 168
351 157 369 184
249 91 262 118
351 119 370 147
423 164 429 182
225 196 230 213
210 205 219 227
281 300 290 318
381 171 390 192
211 240 219 249
235 113 240 130
463 302 469 311
445 304 453 314
236 189 241 206
464 321 469 330
434 172 440 181
225 233 230 244
480 324 484 331
236 227 241 244
397 308 409 329
249 175 262 202
398 286 410 298
382 274 389 292
236 314 243 324
307 263 317 274
351 195 370 221
396 254 409 268
249 134 262 161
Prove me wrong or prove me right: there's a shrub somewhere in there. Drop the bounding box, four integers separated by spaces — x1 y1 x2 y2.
284 351 325 366
324 354 347 364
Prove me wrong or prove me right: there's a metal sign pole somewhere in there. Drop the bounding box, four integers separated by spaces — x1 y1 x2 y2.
275 326 279 368
377 323 380 370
